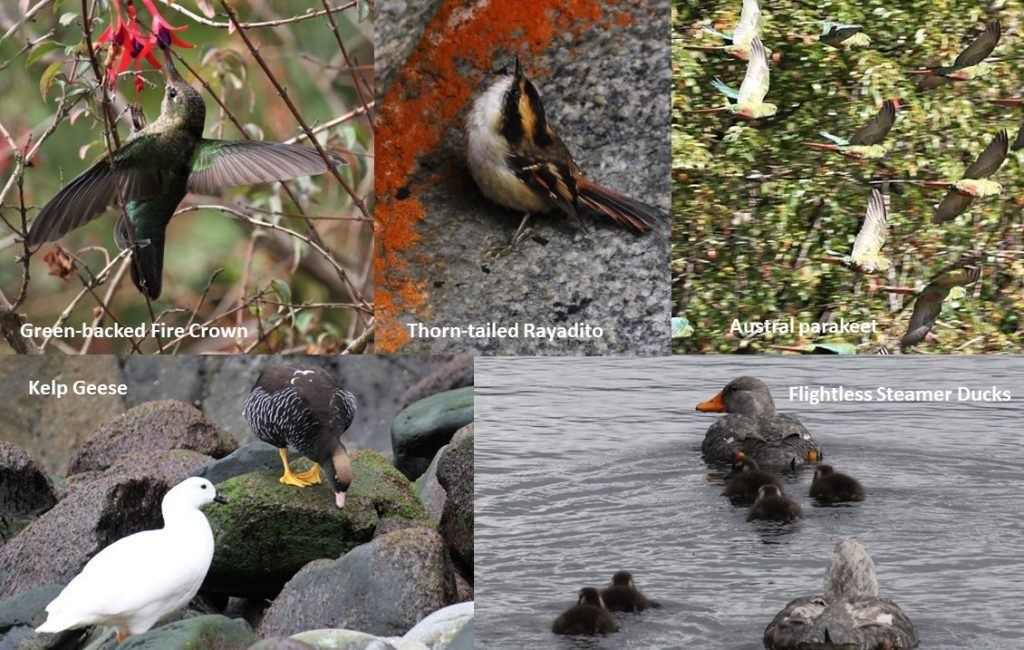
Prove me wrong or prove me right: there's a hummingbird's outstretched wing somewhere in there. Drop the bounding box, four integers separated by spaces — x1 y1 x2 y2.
848 100 897 146
849 189 888 271
952 21 1000 70
26 135 158 245
963 129 1008 179
186 140 346 195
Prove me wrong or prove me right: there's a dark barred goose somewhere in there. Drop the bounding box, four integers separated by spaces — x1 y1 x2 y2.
764 538 919 649
244 364 356 508
696 376 822 469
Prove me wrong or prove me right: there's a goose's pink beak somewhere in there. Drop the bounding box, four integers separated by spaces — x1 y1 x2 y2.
335 492 347 508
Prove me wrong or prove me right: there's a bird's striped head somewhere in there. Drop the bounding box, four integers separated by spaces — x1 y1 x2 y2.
498 55 553 148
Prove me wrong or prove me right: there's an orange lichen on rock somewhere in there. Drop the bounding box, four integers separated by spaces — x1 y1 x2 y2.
375 0 627 352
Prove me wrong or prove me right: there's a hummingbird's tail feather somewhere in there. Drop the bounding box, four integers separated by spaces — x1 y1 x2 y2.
129 235 165 300
577 178 667 235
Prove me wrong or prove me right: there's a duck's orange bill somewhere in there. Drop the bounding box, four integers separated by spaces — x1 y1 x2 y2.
808 450 818 463
696 390 726 412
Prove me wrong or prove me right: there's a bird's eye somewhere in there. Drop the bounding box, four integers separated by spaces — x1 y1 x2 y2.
200 484 207 489
168 89 178 100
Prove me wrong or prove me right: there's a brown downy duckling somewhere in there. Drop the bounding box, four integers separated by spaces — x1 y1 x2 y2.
809 464 866 504
552 587 619 635
600 571 662 612
723 451 783 505
747 484 803 523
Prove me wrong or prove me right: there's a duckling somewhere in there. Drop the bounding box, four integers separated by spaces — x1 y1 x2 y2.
764 538 919 649
747 484 803 523
723 452 783 505
697 376 822 469
552 587 619 635
809 464 866 504
244 364 356 508
600 571 662 612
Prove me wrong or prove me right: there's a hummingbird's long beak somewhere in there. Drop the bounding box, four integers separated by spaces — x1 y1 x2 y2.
162 49 183 83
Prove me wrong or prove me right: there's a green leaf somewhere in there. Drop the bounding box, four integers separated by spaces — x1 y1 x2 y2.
58 11 78 26
39 59 64 99
357 0 373 21
25 41 63 67
271 279 292 304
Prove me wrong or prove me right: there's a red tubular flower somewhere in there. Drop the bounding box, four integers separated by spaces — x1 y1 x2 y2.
141 0 194 50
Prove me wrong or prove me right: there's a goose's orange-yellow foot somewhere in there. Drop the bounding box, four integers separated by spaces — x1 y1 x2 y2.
116 630 129 643
294 463 322 484
278 448 313 488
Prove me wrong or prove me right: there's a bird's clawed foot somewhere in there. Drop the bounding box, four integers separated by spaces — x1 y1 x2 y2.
277 448 313 488
484 213 533 258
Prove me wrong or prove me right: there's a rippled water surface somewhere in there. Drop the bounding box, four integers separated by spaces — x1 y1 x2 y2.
475 357 1024 649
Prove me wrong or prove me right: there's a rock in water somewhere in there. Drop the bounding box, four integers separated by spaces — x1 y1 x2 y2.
260 528 458 638
392 388 474 480
203 451 431 597
116 614 259 649
437 425 473 578
68 400 236 475
0 442 58 544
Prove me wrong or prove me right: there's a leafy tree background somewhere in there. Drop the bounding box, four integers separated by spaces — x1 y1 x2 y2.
0 0 372 354
673 0 1023 354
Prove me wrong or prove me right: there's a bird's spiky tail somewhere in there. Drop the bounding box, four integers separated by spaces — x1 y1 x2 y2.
576 178 667 234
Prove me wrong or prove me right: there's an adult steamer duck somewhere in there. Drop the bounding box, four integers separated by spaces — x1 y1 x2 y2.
696 376 822 469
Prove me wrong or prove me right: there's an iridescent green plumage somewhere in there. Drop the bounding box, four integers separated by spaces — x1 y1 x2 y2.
27 53 345 299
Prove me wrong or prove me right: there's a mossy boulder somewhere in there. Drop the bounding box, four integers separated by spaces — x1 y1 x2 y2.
117 615 258 649
392 388 474 480
203 451 430 597
260 528 458 638
0 442 58 544
68 400 236 475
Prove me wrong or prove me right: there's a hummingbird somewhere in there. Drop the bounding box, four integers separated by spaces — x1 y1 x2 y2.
27 52 345 299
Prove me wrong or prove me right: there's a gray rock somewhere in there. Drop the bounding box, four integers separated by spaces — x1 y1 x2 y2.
436 425 473 578
397 357 473 411
67 400 236 475
0 357 126 475
117 615 258 649
401 602 473 648
121 357 207 407
190 441 282 485
203 451 430 598
0 443 58 544
289 629 400 649
260 528 458 638
376 0 671 355
0 472 168 598
0 584 77 650
374 0 444 98
412 445 447 522
391 389 474 480
249 638 317 650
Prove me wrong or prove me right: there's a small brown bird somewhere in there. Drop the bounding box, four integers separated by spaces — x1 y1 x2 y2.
467 55 665 254
600 571 661 612
809 465 866 504
723 452 783 505
551 587 619 636
747 484 803 523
